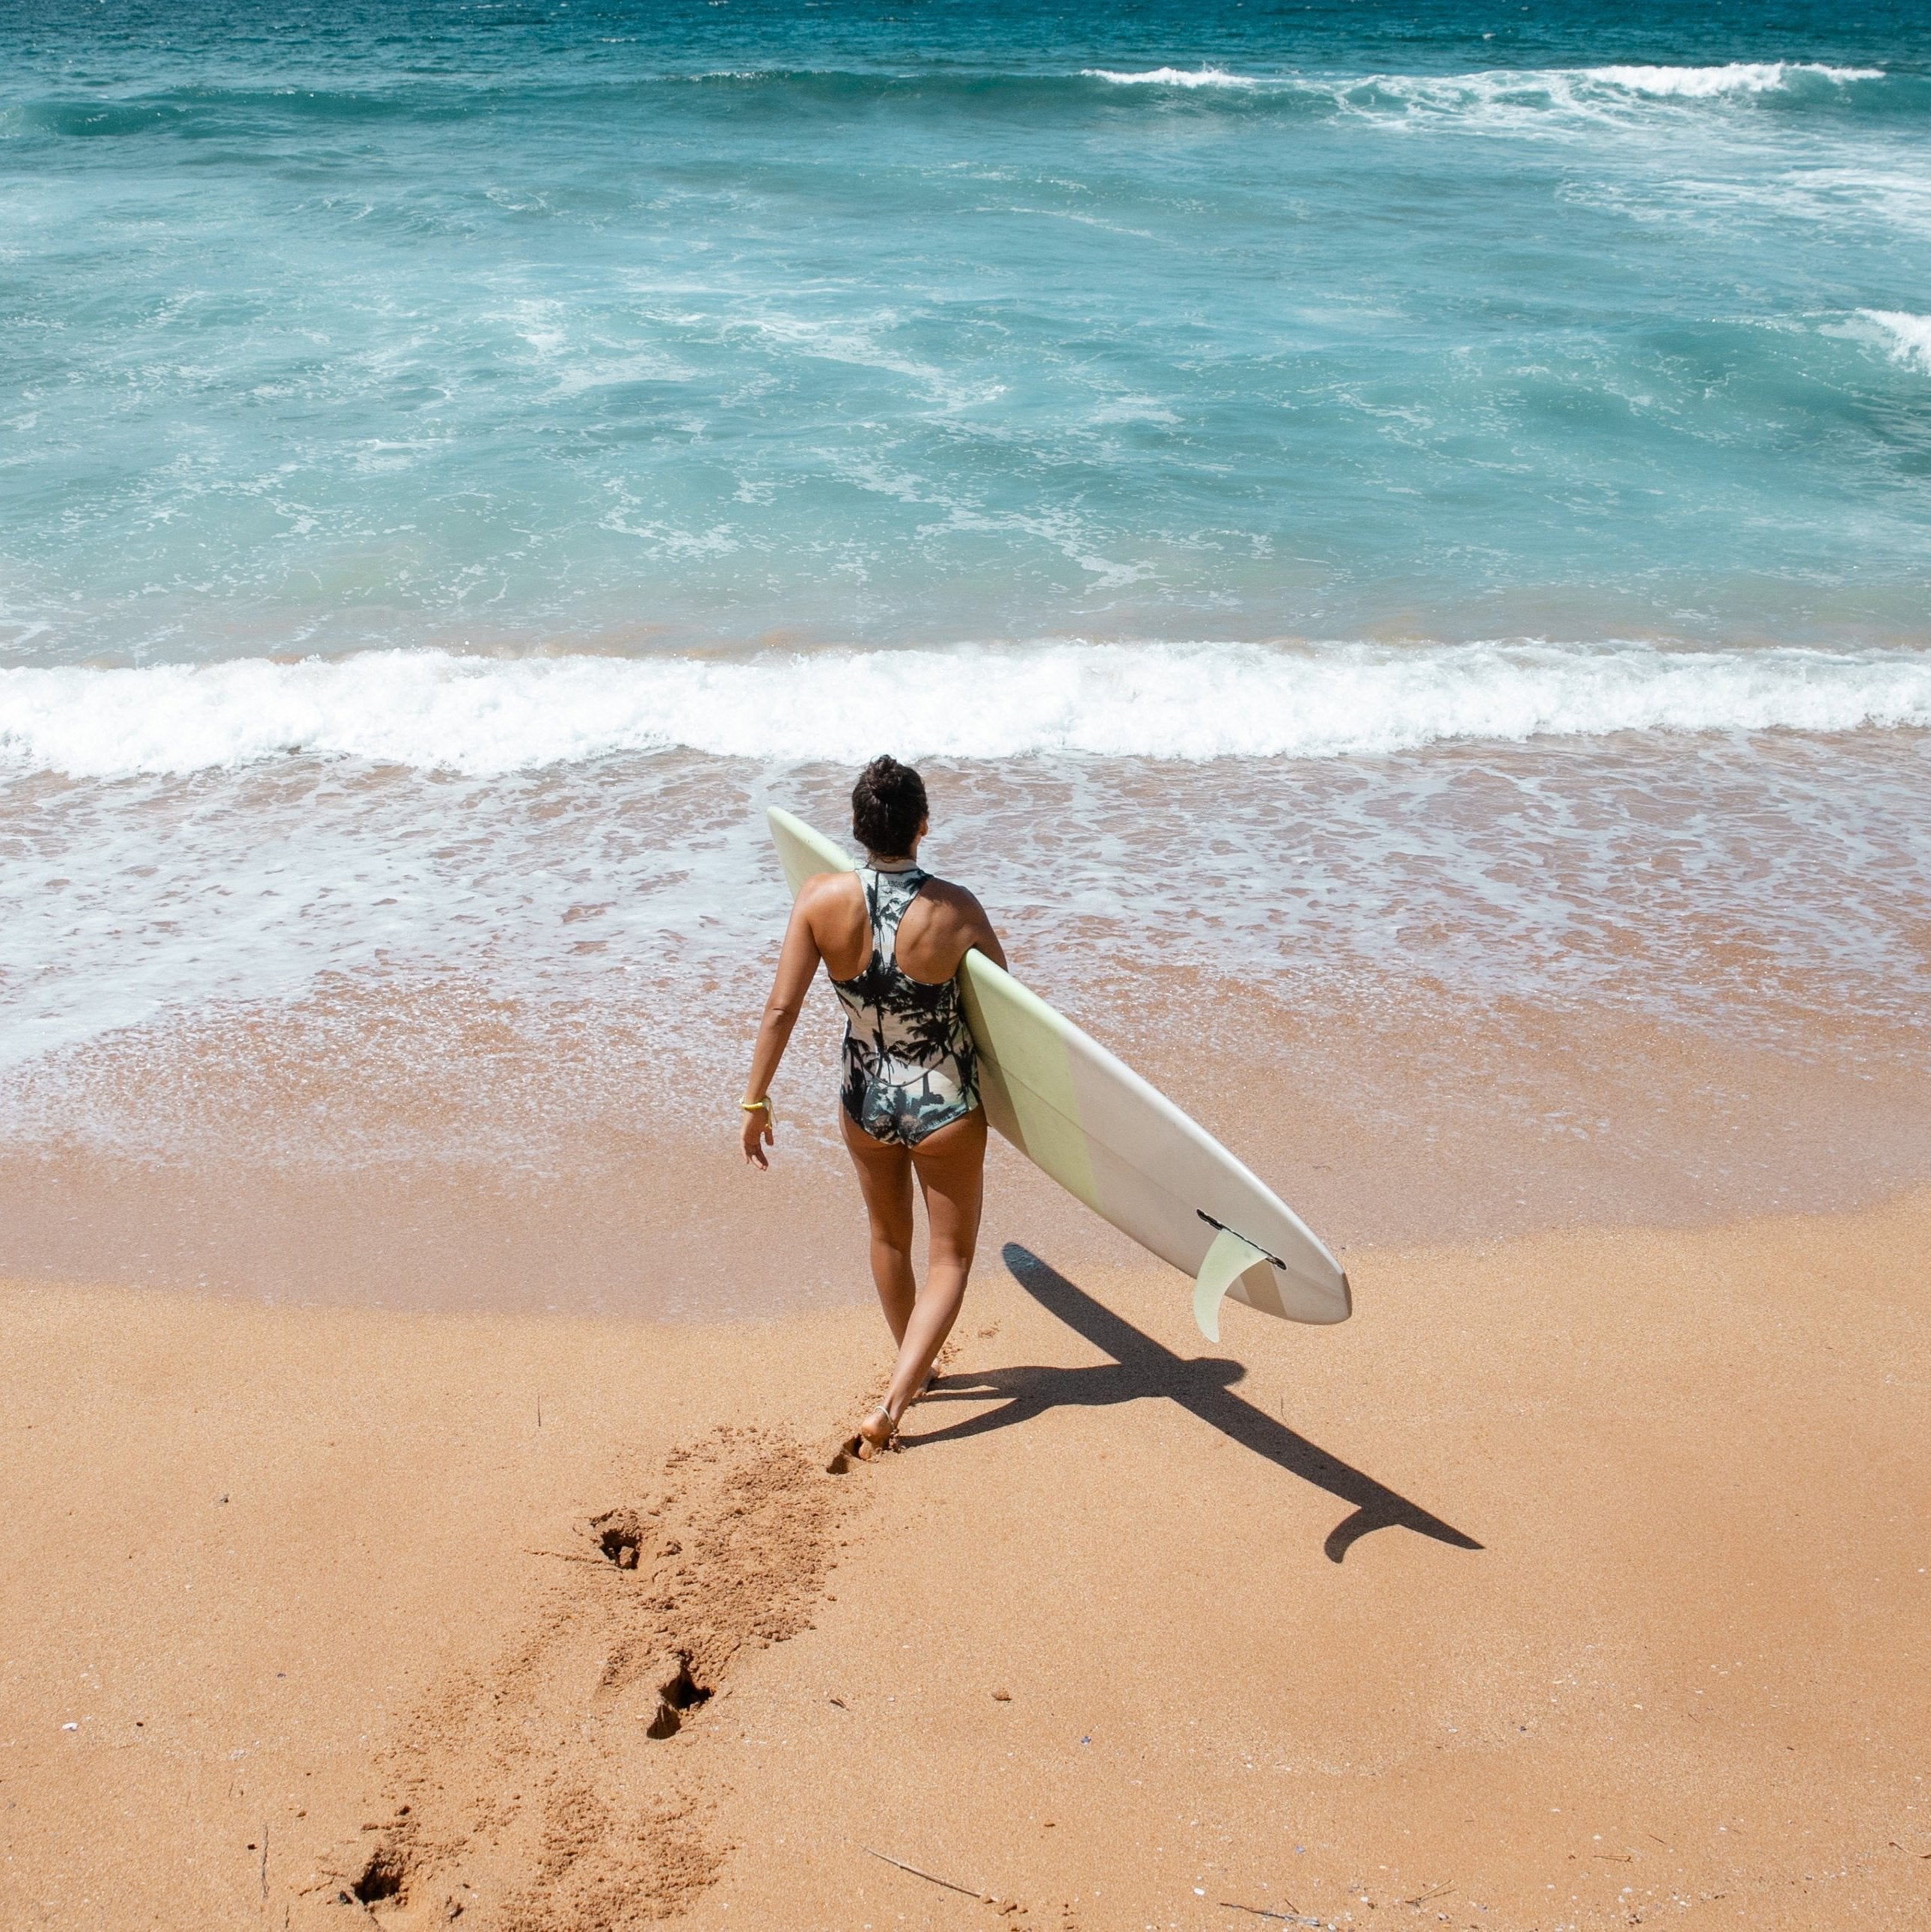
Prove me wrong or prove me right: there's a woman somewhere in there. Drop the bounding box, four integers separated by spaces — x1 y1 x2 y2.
740 755 1006 1460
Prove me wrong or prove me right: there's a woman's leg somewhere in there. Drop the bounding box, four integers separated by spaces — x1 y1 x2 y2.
839 1107 917 1345
881 1107 988 1422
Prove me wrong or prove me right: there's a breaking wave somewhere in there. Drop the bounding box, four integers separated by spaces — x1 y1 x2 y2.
1082 67 1264 90
1858 308 1931 373
9 62 1893 144
3 640 1927 777
1083 61 1886 102
1576 62 1885 95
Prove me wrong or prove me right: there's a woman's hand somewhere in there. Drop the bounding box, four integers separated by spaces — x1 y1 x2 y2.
740 893 824 1174
741 1101 774 1170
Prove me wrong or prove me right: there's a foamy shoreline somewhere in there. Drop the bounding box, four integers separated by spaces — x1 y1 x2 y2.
5 949 1929 1321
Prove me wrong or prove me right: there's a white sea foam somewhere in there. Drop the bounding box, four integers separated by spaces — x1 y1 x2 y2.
1635 170 1931 243
1083 61 1882 103
2 642 1927 778
1342 63 1889 137
1858 309 1931 373
1082 67 1263 90
1085 59 1891 147
1580 62 1883 97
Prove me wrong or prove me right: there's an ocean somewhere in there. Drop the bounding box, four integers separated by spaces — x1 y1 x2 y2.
3 1 1928 1308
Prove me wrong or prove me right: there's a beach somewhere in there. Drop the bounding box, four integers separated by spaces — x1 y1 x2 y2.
5 1184 1927 1930
5 1 1931 1924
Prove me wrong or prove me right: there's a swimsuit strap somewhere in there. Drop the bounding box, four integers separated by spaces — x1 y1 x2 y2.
858 863 928 979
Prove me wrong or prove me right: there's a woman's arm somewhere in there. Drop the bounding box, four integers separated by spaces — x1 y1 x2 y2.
740 886 828 1170
948 884 1007 972
968 898 1008 973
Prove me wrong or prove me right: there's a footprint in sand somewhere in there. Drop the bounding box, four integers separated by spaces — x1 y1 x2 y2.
299 1426 849 1928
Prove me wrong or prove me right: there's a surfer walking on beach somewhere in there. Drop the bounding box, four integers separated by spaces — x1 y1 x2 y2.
741 756 1006 1460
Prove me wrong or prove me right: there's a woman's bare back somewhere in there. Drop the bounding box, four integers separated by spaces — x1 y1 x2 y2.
799 869 1005 984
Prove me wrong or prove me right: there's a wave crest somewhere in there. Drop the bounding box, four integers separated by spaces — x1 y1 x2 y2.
1859 309 1931 373
1580 61 1885 96
2 641 1927 777
1081 67 1263 90
1083 60 1884 96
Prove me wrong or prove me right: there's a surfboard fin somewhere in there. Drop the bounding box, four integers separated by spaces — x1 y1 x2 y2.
1193 1226 1272 1344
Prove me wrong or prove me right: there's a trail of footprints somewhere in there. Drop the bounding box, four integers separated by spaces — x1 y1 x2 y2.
299 1425 847 1931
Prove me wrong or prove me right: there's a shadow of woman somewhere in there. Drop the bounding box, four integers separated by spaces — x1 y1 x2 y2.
907 1243 1482 1565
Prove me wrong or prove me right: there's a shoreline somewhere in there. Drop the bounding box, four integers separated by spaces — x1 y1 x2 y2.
5 1187 1927 1928
5 965 1929 1321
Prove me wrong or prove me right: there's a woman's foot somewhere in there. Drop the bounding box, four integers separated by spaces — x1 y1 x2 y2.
854 1404 898 1461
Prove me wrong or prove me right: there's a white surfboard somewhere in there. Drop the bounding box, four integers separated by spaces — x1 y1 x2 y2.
767 807 1350 1337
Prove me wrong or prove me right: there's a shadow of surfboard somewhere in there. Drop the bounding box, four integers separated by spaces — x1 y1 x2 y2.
905 1244 1481 1565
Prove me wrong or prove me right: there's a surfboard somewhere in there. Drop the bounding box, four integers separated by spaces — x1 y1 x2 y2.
767 807 1350 1337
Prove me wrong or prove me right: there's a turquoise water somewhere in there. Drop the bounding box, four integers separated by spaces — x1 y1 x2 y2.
6 1 1931 664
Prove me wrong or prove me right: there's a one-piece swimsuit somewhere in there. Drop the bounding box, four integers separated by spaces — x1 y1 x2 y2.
830 861 979 1149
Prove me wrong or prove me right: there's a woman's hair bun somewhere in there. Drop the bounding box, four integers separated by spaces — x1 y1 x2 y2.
851 755 928 858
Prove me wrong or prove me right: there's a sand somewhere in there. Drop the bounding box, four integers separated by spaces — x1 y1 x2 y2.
4 1190 1928 1931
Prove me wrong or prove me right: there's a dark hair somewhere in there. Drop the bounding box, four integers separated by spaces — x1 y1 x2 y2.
851 754 927 858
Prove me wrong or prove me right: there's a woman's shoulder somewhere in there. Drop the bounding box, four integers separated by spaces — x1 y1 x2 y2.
913 873 997 944
915 871 984 911
795 868 866 927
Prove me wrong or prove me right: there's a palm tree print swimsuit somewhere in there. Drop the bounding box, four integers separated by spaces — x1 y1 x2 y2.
830 861 980 1148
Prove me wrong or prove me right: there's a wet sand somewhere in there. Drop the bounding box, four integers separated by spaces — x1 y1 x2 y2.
4 975 1929 1318
4 1187 1927 1930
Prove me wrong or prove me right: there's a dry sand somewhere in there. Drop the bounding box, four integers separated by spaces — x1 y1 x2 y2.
4 1190 1928 1930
